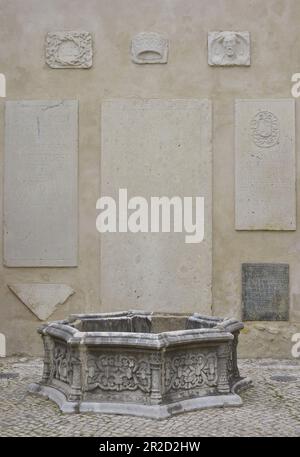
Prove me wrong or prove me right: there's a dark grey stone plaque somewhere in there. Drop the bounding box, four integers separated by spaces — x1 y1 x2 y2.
242 263 289 321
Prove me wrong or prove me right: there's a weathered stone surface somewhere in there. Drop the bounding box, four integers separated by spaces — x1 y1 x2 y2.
2 357 300 436
0 73 5 97
28 312 249 418
0 333 6 357
242 263 289 321
2 1 300 360
78 313 152 333
270 374 297 382
8 284 75 321
131 32 168 64
235 99 296 230
208 31 250 66
45 31 92 68
4 100 78 266
100 99 212 313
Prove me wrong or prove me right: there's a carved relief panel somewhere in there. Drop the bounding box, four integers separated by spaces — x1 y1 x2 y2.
131 32 168 64
46 31 93 68
208 31 250 66
164 350 218 395
85 352 152 394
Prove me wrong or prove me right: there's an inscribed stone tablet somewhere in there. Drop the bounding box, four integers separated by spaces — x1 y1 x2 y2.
242 263 289 321
4 100 78 266
235 99 295 230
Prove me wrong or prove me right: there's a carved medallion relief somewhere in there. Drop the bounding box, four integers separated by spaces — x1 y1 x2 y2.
46 31 93 68
250 111 280 148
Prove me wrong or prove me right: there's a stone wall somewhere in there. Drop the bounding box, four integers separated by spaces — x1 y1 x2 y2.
0 0 299 357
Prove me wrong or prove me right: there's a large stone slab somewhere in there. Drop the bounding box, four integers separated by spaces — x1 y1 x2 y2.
100 99 212 313
8 283 75 321
4 100 78 266
242 263 289 321
235 99 296 230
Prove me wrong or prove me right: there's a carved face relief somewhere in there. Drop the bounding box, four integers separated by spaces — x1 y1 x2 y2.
208 31 250 66
250 111 280 148
131 32 168 64
46 31 93 68
223 33 237 57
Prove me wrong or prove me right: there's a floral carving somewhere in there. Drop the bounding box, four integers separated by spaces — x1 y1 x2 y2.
164 352 218 392
33 313 248 417
86 354 151 393
50 342 78 384
46 31 92 68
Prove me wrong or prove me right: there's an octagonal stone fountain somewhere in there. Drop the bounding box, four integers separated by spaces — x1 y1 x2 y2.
28 311 251 419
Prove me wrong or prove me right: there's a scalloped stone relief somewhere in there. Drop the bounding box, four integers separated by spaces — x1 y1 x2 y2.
131 32 168 64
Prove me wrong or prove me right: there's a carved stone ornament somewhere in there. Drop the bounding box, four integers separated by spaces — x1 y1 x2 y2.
28 311 251 419
208 31 250 66
45 31 92 68
250 111 280 148
86 354 151 393
164 351 218 392
131 32 168 64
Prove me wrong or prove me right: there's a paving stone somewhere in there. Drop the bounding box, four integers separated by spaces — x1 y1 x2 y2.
0 357 299 436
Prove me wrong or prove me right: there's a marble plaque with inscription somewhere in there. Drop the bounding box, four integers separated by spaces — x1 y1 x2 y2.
101 99 212 313
242 263 289 321
4 100 78 266
235 99 296 230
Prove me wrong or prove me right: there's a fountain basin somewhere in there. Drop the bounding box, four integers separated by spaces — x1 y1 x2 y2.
28 310 250 419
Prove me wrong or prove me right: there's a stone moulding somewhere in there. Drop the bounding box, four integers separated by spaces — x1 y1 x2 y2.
28 311 251 419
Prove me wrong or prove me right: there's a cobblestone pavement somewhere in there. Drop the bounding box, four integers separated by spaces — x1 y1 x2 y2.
0 357 300 437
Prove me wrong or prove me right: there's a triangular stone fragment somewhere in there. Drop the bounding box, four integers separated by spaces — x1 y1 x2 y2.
8 284 75 321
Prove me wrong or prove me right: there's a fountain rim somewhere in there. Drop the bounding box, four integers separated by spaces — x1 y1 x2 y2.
38 310 243 349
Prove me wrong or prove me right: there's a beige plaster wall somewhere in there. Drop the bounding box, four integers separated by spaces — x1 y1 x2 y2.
0 0 299 357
